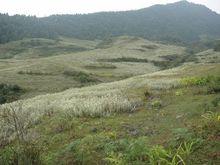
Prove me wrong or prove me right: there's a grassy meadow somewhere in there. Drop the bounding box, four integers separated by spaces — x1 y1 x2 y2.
0 36 219 164
0 36 186 98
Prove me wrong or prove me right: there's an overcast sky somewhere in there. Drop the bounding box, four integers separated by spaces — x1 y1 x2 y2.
0 0 219 17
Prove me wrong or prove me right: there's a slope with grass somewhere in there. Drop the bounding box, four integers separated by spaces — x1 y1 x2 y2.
0 36 186 98
0 62 219 164
0 35 219 164
0 37 98 59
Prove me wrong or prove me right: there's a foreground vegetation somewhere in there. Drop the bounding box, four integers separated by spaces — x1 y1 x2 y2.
0 32 219 164
0 61 219 164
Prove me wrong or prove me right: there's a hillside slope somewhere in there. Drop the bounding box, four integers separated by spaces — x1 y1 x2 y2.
1 1 220 43
0 62 219 164
0 36 186 98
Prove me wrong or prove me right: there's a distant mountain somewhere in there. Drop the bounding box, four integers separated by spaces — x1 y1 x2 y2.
1 0 220 44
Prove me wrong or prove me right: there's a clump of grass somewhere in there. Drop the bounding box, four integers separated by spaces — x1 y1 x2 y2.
0 142 43 165
180 77 209 86
84 63 117 69
151 54 197 70
63 70 99 84
207 80 220 94
201 111 220 123
141 45 158 49
175 89 184 96
100 57 149 63
151 99 162 110
58 135 199 165
211 97 220 107
213 40 220 52
180 76 220 94
18 70 53 76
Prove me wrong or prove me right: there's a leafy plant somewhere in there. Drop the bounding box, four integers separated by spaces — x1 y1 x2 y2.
151 99 162 110
201 111 219 122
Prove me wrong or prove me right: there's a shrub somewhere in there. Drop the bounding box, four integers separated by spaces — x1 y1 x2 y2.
213 41 220 52
0 96 6 104
205 76 220 94
18 70 53 76
151 54 197 70
0 83 23 104
151 99 162 110
104 137 199 164
0 142 43 165
144 90 151 99
211 97 220 107
57 134 111 164
180 77 209 86
0 102 43 165
100 57 149 63
63 70 99 84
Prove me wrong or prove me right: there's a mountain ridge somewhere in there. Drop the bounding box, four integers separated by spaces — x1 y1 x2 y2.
1 0 220 44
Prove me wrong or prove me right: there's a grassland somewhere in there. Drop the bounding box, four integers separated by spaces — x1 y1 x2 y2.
0 36 186 98
0 36 220 164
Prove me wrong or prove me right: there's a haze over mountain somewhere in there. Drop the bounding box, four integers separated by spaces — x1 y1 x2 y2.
0 0 220 44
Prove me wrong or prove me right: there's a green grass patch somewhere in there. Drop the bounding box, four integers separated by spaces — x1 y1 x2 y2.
180 76 220 94
63 70 99 84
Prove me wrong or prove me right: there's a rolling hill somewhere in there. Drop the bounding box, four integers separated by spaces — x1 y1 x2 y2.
0 1 220 164
0 36 187 98
0 57 219 164
1 0 220 44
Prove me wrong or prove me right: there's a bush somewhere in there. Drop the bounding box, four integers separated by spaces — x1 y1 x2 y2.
211 97 220 107
100 57 148 63
213 41 220 52
0 96 6 104
0 143 43 165
207 84 220 94
151 99 162 110
0 83 23 104
180 77 209 86
18 70 53 76
63 70 99 84
0 102 43 165
151 54 197 70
